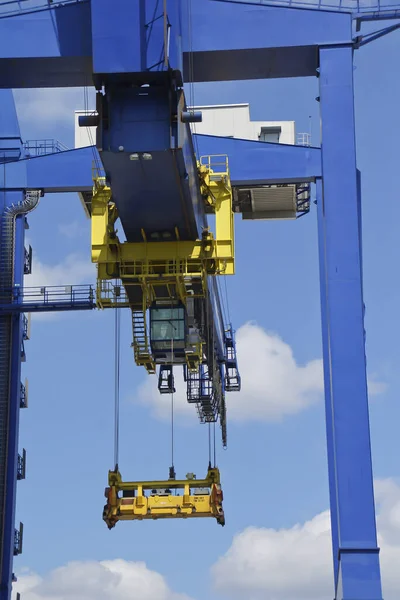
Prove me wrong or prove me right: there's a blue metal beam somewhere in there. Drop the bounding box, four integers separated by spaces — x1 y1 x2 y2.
1 137 322 194
0 2 91 89
181 1 352 81
318 45 382 599
2 205 24 600
0 90 27 599
194 135 321 184
0 148 95 193
0 0 354 89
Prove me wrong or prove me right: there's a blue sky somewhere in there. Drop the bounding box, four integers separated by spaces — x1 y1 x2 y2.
7 13 400 600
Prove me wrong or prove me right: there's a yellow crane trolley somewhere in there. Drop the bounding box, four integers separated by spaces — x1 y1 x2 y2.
103 465 225 528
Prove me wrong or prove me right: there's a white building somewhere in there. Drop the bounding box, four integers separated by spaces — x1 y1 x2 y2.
190 103 295 144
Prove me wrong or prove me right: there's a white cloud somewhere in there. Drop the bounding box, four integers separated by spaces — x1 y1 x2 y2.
25 253 95 289
134 322 386 424
212 478 400 600
13 559 193 600
23 252 96 321
58 220 89 240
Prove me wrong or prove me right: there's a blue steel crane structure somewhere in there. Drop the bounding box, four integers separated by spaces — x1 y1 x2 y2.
0 1 399 598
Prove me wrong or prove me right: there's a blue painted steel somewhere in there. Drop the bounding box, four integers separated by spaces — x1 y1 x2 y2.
0 147 96 193
0 3 391 599
218 0 400 15
3 199 24 600
0 2 91 89
316 178 339 595
195 135 321 184
0 90 27 600
90 0 181 80
0 0 354 89
182 1 352 81
98 85 206 242
2 136 322 192
318 46 382 598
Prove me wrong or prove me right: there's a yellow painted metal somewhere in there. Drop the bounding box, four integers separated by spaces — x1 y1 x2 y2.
103 466 225 528
90 157 234 372
198 154 234 272
91 173 120 276
91 156 235 293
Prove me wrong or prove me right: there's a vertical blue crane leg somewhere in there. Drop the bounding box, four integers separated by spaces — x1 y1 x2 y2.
1 199 25 600
0 89 27 600
0 191 25 600
316 179 339 596
318 46 382 600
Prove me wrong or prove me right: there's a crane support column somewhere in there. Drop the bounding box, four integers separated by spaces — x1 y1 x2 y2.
318 46 382 600
0 191 25 600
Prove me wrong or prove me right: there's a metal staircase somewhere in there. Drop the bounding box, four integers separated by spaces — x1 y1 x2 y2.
131 310 155 374
224 325 241 392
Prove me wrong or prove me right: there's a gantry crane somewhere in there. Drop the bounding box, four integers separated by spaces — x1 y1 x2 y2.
0 1 400 599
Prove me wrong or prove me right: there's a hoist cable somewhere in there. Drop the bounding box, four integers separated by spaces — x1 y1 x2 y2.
208 423 212 466
114 305 121 469
213 421 216 467
170 337 175 472
224 276 231 325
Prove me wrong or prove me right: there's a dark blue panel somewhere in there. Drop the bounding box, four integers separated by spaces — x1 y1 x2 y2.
318 46 382 598
0 148 95 193
194 134 321 184
101 149 206 242
99 84 206 242
181 1 352 81
0 57 92 89
103 86 171 152
184 45 318 82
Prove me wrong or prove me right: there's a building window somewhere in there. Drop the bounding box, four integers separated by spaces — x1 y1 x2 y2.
259 126 281 143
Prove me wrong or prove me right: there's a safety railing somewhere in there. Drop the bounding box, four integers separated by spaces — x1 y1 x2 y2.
0 284 96 313
24 139 69 157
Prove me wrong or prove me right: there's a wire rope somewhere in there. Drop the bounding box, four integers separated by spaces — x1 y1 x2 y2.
170 336 175 476
113 304 121 469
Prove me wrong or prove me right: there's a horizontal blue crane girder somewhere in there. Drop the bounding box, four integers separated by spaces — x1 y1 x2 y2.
194 135 322 184
0 139 321 193
182 1 352 81
0 148 96 193
0 0 353 88
0 2 92 88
